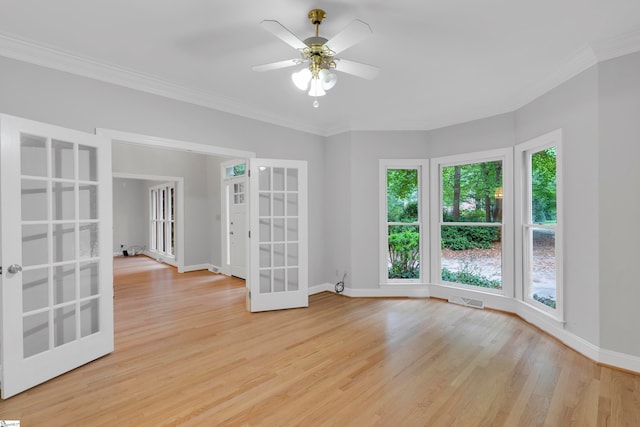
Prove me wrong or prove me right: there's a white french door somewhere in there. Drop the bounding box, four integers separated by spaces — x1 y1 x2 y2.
248 159 308 312
0 114 114 399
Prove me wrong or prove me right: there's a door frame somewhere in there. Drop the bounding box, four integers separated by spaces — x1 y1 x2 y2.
96 129 255 275
220 159 249 277
112 173 185 271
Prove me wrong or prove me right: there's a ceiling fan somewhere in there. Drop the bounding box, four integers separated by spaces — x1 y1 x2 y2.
252 9 380 108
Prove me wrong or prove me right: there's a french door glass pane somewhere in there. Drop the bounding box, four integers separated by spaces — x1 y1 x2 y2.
259 219 271 242
22 224 49 267
441 225 502 289
24 312 50 358
52 182 75 220
441 160 502 223
273 168 285 191
22 179 48 221
287 218 298 241
21 134 47 177
79 184 98 219
273 269 286 292
273 193 285 216
80 299 100 337
79 261 100 297
53 224 76 262
53 264 76 304
287 268 299 291
79 223 98 259
260 270 271 293
259 193 271 216
23 268 49 312
273 219 285 242
54 305 76 347
52 140 74 179
287 169 298 191
388 225 420 279
530 228 556 309
78 145 97 181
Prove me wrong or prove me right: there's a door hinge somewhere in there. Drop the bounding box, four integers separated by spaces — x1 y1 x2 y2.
248 169 251 177
248 230 251 238
0 266 2 275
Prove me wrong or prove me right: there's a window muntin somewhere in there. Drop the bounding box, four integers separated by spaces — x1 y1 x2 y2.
150 183 175 258
439 159 504 291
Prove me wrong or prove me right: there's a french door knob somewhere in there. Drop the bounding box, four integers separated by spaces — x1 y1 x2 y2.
7 264 23 274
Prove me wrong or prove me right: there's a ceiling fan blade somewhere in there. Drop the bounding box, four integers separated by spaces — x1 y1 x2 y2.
252 59 302 72
326 19 373 54
260 20 307 51
334 59 380 80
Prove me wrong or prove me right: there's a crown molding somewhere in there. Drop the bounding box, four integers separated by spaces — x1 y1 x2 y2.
0 32 326 136
510 45 599 112
1 26 640 137
511 26 640 112
591 25 640 62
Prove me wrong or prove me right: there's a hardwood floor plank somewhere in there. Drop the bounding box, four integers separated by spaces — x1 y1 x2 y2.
1 255 639 426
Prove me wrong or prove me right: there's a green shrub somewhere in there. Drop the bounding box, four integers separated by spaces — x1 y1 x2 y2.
441 267 501 289
388 228 420 279
441 226 499 250
533 294 556 309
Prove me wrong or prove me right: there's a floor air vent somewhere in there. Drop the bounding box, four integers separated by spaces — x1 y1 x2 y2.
448 296 485 309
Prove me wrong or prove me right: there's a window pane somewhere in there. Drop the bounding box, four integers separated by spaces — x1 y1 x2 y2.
387 169 418 223
530 228 556 309
388 225 420 279
531 147 557 224
441 225 502 289
442 160 502 223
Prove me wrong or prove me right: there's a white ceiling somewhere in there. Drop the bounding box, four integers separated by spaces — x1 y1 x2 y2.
1 1 639 136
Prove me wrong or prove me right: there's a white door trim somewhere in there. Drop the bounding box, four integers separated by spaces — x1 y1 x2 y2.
112 173 185 272
96 129 256 159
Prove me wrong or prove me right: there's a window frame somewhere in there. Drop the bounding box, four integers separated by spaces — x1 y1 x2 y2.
379 159 429 285
515 130 563 320
149 182 176 259
430 148 514 296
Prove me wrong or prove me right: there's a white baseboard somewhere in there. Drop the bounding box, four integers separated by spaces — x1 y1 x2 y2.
317 283 640 374
309 283 332 295
208 264 222 273
181 263 210 273
599 348 640 373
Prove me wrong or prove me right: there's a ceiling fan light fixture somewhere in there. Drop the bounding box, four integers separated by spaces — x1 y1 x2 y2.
308 78 326 97
319 69 338 90
292 68 312 90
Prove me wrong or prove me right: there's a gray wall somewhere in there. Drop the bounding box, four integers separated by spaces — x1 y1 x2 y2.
112 178 147 253
0 56 325 286
516 66 601 346
598 52 640 357
112 143 216 267
3 51 640 360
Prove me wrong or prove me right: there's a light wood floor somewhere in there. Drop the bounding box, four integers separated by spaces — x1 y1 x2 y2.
1 256 639 426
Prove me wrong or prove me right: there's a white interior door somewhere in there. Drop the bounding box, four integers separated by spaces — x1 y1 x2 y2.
0 114 113 399
248 159 308 312
229 178 246 279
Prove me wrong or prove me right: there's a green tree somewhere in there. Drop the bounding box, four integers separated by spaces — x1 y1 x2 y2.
531 147 556 223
